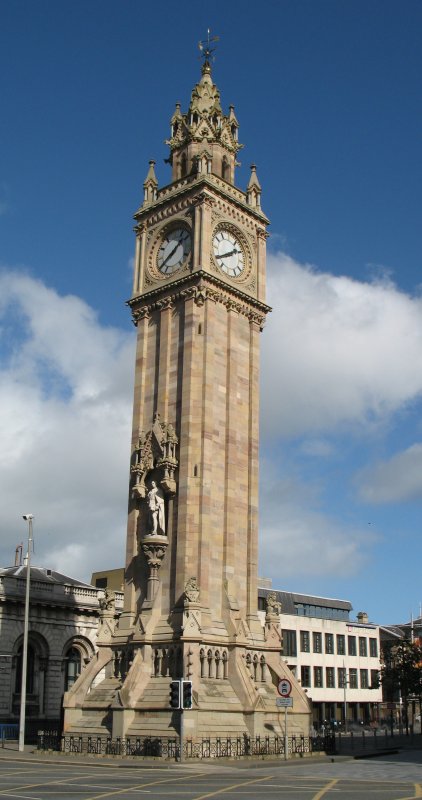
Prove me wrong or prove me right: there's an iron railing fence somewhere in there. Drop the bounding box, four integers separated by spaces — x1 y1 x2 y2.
37 731 335 758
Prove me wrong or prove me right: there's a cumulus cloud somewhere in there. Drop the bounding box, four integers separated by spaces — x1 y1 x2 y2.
261 252 422 438
258 462 375 582
357 443 422 504
0 269 134 581
2 254 421 588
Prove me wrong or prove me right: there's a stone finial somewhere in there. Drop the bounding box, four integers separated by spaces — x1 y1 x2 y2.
246 164 262 209
143 160 158 205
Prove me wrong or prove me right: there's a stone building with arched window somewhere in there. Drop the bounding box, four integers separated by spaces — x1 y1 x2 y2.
0 566 121 738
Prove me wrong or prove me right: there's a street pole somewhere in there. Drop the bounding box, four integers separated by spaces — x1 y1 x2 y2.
19 514 33 752
343 660 348 734
179 698 184 763
284 706 288 760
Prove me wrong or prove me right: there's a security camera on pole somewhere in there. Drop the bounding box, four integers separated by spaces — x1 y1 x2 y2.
19 514 34 752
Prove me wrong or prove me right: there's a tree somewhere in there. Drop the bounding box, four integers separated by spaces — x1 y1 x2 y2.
381 639 422 734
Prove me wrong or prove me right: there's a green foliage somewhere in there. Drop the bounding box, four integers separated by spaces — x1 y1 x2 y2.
381 639 422 700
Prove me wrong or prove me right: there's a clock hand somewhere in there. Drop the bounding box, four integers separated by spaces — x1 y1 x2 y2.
215 248 240 260
161 241 180 267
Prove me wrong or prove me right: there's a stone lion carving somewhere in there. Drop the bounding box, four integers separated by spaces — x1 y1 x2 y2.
184 577 200 604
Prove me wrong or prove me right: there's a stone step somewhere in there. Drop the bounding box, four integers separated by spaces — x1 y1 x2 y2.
85 678 121 705
66 711 112 736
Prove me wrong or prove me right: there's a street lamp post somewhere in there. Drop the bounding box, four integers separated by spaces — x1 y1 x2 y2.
18 514 34 753
343 661 349 734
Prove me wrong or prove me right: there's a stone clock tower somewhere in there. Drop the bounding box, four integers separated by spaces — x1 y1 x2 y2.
64 54 310 741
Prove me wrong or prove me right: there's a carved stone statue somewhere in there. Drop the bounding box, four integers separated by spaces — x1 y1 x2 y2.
99 589 116 613
265 591 281 617
184 577 200 604
147 480 165 535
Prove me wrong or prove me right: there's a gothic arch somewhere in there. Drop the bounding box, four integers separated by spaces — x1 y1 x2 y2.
62 636 95 692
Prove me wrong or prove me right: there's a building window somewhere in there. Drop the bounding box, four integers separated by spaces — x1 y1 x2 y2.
348 636 357 656
325 633 334 654
95 577 107 588
300 630 310 652
258 596 266 611
15 644 35 694
314 666 323 688
338 667 346 688
371 669 380 689
360 669 369 689
359 637 367 657
369 638 378 658
64 647 82 691
301 666 311 687
313 632 322 653
282 630 297 658
349 668 358 688
326 667 335 688
336 634 345 655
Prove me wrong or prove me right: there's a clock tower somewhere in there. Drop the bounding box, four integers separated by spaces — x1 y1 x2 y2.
64 52 310 742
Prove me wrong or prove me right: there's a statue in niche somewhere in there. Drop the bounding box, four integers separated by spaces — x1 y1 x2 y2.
147 480 166 535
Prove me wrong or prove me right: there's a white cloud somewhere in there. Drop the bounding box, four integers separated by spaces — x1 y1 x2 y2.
2 254 421 588
261 252 422 438
357 443 422 504
0 269 134 581
299 438 334 457
258 463 374 582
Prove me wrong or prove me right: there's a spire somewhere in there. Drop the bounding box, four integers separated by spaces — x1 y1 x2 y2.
246 164 262 209
165 56 243 186
143 160 158 205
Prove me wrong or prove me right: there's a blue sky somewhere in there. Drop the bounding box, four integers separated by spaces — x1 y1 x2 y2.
1 1 421 624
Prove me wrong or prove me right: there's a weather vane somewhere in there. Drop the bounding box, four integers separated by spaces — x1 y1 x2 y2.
198 28 219 63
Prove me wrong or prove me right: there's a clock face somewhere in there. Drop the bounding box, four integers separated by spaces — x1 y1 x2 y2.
157 228 192 274
213 229 245 278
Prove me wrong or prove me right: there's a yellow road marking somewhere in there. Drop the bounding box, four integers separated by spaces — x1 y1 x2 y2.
84 770 210 800
394 787 422 800
190 775 274 800
312 778 339 800
0 772 109 796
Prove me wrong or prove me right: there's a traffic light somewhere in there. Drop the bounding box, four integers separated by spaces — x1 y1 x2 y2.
169 680 180 709
182 680 193 709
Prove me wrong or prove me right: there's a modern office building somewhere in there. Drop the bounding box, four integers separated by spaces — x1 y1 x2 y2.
258 582 382 729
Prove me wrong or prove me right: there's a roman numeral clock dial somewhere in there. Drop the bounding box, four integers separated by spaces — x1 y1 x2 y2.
213 229 245 278
157 227 192 275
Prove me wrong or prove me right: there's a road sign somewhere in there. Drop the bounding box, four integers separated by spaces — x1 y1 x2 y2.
277 678 292 697
276 697 293 708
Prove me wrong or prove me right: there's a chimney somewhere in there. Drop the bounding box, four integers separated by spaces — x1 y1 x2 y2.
357 611 368 624
14 543 23 567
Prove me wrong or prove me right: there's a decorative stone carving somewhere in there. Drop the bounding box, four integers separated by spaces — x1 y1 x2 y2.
184 577 200 605
128 271 271 327
182 578 201 637
140 535 169 603
131 413 179 500
97 590 117 642
99 589 116 612
141 539 168 571
265 591 281 617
